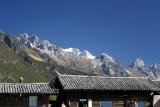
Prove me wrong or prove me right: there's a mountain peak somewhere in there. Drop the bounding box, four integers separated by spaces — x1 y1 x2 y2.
1 31 160 81
151 63 160 69
18 33 55 51
80 50 96 59
62 48 95 59
130 58 145 68
31 34 39 41
99 53 116 63
20 33 29 40
62 48 81 55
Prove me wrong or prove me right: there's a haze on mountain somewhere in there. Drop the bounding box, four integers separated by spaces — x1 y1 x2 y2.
0 31 160 82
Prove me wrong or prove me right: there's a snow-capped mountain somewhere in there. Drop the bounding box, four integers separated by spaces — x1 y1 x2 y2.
63 48 81 55
19 33 57 52
80 50 96 59
99 53 117 64
1 31 160 79
128 59 160 78
129 58 145 68
62 48 96 59
19 33 96 60
17 33 131 76
17 33 160 78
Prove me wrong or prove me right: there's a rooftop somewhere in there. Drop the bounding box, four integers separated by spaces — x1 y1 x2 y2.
57 74 160 91
0 83 57 94
152 80 160 87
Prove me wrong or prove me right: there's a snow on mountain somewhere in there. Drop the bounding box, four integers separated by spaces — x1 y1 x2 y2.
62 48 81 55
63 48 96 59
17 33 160 78
18 33 126 76
129 58 145 68
19 33 29 44
30 35 40 46
125 69 133 75
19 33 96 60
128 58 160 78
151 63 160 69
19 33 58 52
99 53 117 64
80 50 96 59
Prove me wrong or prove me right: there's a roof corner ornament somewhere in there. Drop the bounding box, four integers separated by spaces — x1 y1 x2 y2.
148 75 154 80
19 77 24 83
150 92 154 96
55 70 62 76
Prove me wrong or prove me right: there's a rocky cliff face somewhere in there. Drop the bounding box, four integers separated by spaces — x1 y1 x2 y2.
128 58 160 79
16 33 132 76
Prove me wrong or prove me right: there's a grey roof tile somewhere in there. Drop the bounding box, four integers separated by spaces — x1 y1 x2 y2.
152 80 160 88
57 74 160 91
0 83 57 94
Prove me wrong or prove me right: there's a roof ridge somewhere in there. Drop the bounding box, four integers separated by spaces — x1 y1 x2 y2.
0 83 49 84
148 79 160 89
55 70 63 76
59 74 149 79
57 74 159 91
151 80 160 81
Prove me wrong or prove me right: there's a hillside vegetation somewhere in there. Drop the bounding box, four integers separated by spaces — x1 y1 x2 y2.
0 45 48 82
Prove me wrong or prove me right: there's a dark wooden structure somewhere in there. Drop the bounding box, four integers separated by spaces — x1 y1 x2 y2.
0 74 160 107
0 83 57 107
54 74 160 107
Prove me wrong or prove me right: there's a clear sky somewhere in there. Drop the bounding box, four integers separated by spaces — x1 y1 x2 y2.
0 0 160 66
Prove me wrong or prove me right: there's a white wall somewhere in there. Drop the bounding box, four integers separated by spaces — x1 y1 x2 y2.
153 95 160 107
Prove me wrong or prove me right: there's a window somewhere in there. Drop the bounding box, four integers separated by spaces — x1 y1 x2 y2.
29 96 38 107
101 101 112 107
127 100 145 107
138 101 145 107
79 101 88 107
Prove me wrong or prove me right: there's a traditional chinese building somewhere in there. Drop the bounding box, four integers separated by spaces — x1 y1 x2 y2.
54 74 160 107
0 74 160 107
0 83 57 107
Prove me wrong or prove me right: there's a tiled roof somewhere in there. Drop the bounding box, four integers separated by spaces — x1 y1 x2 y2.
152 80 160 88
0 83 57 94
57 74 160 91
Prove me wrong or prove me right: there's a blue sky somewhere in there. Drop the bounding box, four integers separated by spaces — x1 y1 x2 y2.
0 0 160 65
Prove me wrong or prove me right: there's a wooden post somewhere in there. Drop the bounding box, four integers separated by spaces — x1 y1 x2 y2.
88 99 92 107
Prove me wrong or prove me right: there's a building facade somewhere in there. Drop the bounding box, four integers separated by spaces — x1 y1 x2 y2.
54 74 160 107
0 74 160 107
0 83 57 107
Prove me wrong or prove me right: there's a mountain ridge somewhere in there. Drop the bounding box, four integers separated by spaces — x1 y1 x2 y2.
0 31 160 82
17 33 160 79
